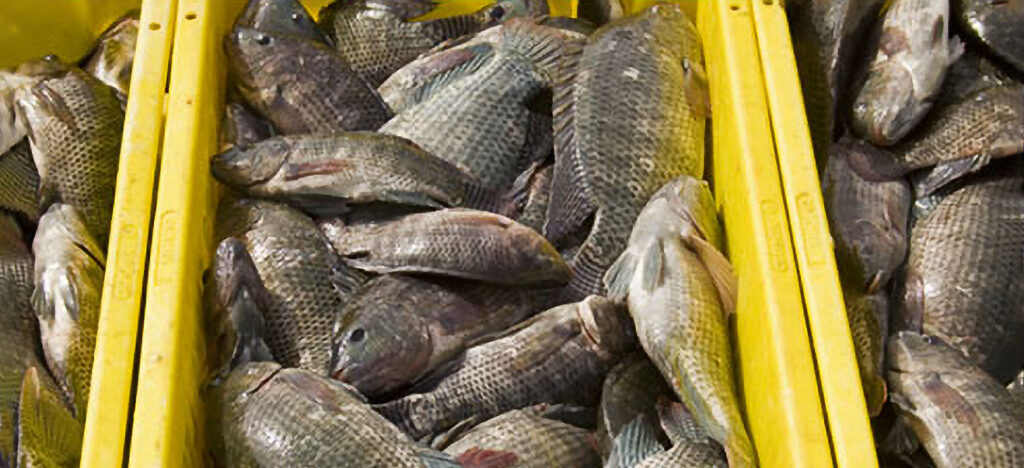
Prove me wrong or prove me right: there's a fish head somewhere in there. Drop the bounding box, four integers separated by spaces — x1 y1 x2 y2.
331 298 435 397
234 0 326 44
224 27 294 93
887 331 965 375
577 295 634 354
510 222 572 286
646 176 723 250
84 12 139 97
211 136 288 187
851 63 917 145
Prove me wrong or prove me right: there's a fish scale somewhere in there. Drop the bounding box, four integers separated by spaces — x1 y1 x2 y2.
888 332 1024 468
375 297 632 440
443 409 600 468
546 5 706 300
208 362 452 467
0 140 40 221
595 354 671 457
900 180 1024 383
217 199 361 375
16 65 122 245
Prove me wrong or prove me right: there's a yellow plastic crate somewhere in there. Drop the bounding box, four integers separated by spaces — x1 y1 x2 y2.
0 1 176 467
128 0 851 466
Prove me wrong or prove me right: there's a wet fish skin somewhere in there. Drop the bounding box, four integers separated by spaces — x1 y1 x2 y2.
207 361 457 467
788 0 885 158
216 198 364 375
380 19 583 192
596 354 671 458
83 11 139 104
0 140 41 221
899 179 1024 383
375 296 634 440
443 408 601 468
634 400 726 468
321 208 571 287
15 61 123 245
845 289 889 416
31 204 105 421
887 332 1024 468
603 176 754 467
0 62 52 156
331 274 538 398
220 102 274 150
211 132 508 216
823 134 911 290
850 0 959 146
510 161 554 234
15 367 83 468
957 0 1024 74
546 5 707 300
604 413 663 468
224 27 391 135
234 0 328 44
576 0 623 26
204 237 274 379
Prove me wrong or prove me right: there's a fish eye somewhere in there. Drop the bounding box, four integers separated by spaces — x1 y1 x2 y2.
256 34 272 46
349 328 365 343
290 13 302 23
490 6 505 20
923 335 935 344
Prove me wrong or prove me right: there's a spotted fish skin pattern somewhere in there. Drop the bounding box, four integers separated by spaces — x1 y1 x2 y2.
887 332 1024 468
381 20 583 192
216 199 363 375
207 362 456 467
375 296 633 440
442 408 601 468
899 179 1024 383
546 5 707 301
225 27 392 136
15 63 123 245
0 140 41 221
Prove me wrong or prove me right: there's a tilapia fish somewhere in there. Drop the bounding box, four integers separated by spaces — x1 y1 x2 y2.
32 204 105 420
380 19 583 192
15 59 123 244
15 367 83 468
207 362 457 467
547 5 707 300
845 290 889 416
211 132 509 216
822 135 911 290
442 407 600 468
887 332 1024 468
899 178 1024 383
216 199 364 375
788 0 885 157
957 0 1024 74
605 414 664 468
331 274 538 398
220 102 274 149
321 208 570 287
849 53 1024 194
0 63 47 155
225 27 391 135
596 354 671 457
0 213 47 465
635 401 726 468
204 237 273 379
375 296 633 440
83 11 139 104
850 0 960 146
510 161 553 233
234 0 328 44
604 176 754 467
0 140 41 221
319 0 533 87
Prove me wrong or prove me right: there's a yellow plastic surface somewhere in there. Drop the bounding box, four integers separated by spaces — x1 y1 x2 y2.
0 1 174 467
749 1 878 466
128 0 843 466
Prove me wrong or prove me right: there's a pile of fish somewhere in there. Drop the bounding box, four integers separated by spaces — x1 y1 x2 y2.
793 0 1024 465
0 11 138 467
204 0 755 467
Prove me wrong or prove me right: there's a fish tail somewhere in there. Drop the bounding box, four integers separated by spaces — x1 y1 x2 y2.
498 17 586 83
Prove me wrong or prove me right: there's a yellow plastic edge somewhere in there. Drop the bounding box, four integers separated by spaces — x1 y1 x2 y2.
748 2 878 466
697 1 832 466
82 1 178 467
0 0 144 68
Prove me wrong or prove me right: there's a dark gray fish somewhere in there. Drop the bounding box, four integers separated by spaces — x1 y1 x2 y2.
956 0 1024 73
224 27 391 135
547 5 707 300
596 354 671 458
443 407 601 468
0 140 40 221
220 102 274 150
234 0 328 44
374 296 634 440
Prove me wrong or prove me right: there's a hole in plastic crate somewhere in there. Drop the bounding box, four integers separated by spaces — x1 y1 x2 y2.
149 23 160 30
730 4 741 11
185 12 197 20
763 0 773 4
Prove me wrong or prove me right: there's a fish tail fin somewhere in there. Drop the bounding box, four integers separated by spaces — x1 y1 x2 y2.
682 232 736 317
463 178 512 217
544 30 592 243
913 155 991 197
606 413 664 468
499 17 587 83
16 367 83 468
655 398 707 446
